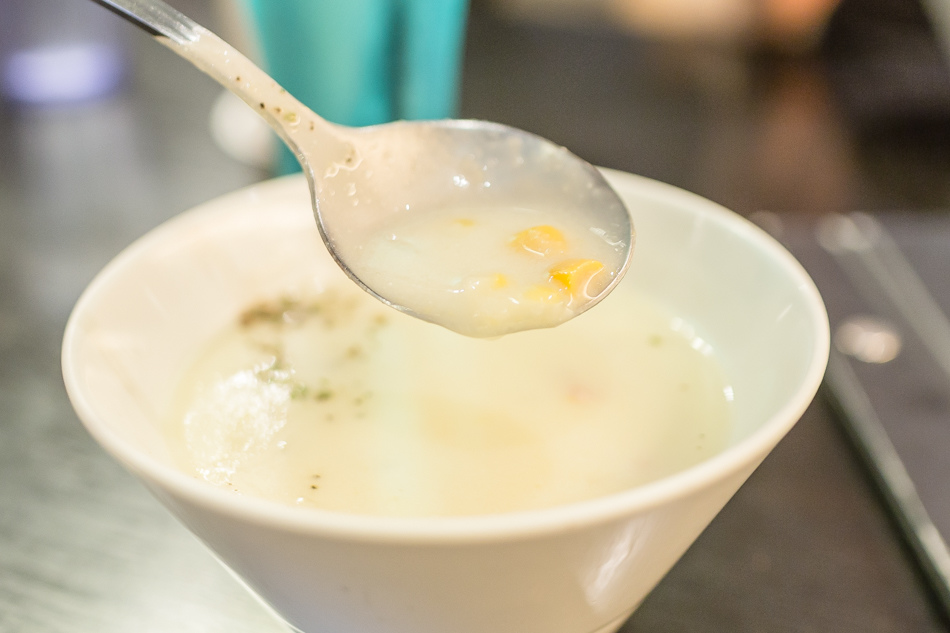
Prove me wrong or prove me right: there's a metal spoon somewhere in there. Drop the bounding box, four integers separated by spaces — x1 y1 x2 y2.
90 0 634 336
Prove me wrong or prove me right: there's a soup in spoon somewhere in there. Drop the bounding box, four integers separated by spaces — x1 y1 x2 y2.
352 203 629 337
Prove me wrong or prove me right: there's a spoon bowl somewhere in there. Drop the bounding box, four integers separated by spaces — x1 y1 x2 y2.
91 0 634 336
315 119 632 333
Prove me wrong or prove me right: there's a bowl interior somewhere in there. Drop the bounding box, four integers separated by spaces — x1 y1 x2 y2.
617 173 826 447
63 171 827 508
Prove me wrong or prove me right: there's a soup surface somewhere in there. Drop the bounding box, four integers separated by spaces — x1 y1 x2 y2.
165 282 733 516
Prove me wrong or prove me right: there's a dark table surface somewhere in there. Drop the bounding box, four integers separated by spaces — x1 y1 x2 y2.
2 1 949 631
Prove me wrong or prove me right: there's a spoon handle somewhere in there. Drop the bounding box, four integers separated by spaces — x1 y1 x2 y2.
88 0 200 44
88 0 348 175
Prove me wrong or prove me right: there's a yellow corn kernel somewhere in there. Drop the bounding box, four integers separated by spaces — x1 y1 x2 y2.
549 259 605 298
491 273 509 289
464 273 510 292
523 283 569 304
510 225 567 256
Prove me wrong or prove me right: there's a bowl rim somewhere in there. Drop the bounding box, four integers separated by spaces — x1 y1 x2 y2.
61 169 829 544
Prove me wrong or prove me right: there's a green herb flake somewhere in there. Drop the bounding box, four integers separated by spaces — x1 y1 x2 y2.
290 384 311 400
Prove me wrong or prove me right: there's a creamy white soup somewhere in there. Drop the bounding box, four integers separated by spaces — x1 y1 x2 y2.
164 282 733 517
354 205 627 338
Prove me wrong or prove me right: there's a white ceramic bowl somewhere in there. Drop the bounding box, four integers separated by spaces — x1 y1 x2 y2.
62 170 829 633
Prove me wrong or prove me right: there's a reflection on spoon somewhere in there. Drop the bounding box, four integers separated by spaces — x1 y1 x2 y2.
91 0 635 337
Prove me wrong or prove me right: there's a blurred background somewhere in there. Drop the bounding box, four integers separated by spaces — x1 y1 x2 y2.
1 0 950 631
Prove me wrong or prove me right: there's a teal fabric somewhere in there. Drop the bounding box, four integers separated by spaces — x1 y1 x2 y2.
397 0 469 120
240 0 469 174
